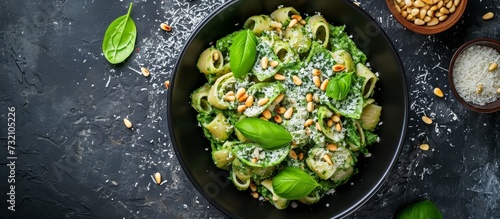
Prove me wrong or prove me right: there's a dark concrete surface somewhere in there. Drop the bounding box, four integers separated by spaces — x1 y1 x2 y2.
0 0 499 218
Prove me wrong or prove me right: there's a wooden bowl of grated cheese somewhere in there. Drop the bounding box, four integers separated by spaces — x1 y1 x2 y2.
449 38 500 113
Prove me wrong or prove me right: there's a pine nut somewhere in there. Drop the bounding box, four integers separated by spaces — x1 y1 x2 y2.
320 79 329 91
332 64 346 72
419 143 430 151
269 60 279 68
238 93 249 102
497 88 500 94
436 1 443 9
235 88 246 99
262 110 272 119
212 52 219 61
273 93 285 105
237 105 247 113
406 14 415 21
306 93 313 102
300 19 306 25
289 150 298 159
270 21 283 29
422 0 432 4
141 67 150 77
160 23 172 31
261 56 269 69
260 116 268 121
276 107 286 114
489 63 498 71
257 98 269 106
402 11 409 18
419 9 427 19
332 115 341 123
123 118 133 129
439 7 449 14
226 91 235 96
312 69 321 76
224 95 236 101
405 0 412 7
327 119 334 127
453 0 460 6
427 17 439 26
476 84 483 94
414 19 425 25
154 172 162 185
422 115 433 124
304 119 313 127
307 102 314 112
445 0 453 8
424 16 432 22
429 5 437 11
298 152 304 160
483 12 494 20
322 154 333 165
439 15 448 21
315 122 322 131
413 0 425 7
335 123 342 132
245 95 254 107
411 8 419 16
313 76 321 88
326 143 338 151
274 115 283 123
284 107 294 119
434 12 443 17
288 18 298 28
250 183 257 192
449 5 456 13
433 87 444 97
292 75 303 86
291 14 302 21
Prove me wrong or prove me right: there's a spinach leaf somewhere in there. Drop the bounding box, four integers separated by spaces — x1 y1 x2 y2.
230 30 257 78
272 167 320 200
326 72 353 100
397 200 443 219
102 3 137 64
234 118 291 150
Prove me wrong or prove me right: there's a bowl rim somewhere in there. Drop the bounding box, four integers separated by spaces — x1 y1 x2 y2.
385 0 467 35
448 38 500 113
168 0 409 218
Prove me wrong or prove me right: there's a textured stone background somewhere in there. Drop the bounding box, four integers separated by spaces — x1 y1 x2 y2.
0 0 499 218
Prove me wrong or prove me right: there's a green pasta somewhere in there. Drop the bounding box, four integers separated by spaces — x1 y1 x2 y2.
192 7 382 209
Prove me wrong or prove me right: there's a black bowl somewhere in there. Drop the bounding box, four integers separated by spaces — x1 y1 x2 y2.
168 0 408 218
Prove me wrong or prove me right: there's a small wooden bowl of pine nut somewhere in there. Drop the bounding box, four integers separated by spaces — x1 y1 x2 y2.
386 0 467 34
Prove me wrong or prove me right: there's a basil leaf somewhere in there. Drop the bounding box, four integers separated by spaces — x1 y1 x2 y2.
272 167 320 200
235 118 292 150
230 30 257 78
326 72 353 100
102 3 137 64
397 200 443 219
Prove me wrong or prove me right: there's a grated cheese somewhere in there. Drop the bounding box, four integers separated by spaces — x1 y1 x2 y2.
453 45 500 105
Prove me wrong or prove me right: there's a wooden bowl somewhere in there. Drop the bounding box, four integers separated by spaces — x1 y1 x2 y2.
448 38 500 113
386 0 467 35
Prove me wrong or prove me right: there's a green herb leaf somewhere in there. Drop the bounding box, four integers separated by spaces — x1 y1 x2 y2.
326 72 353 100
102 3 137 64
234 118 291 150
230 29 257 78
397 200 443 219
272 167 320 200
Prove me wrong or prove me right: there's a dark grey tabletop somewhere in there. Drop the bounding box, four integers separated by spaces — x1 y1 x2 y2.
1 0 499 218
